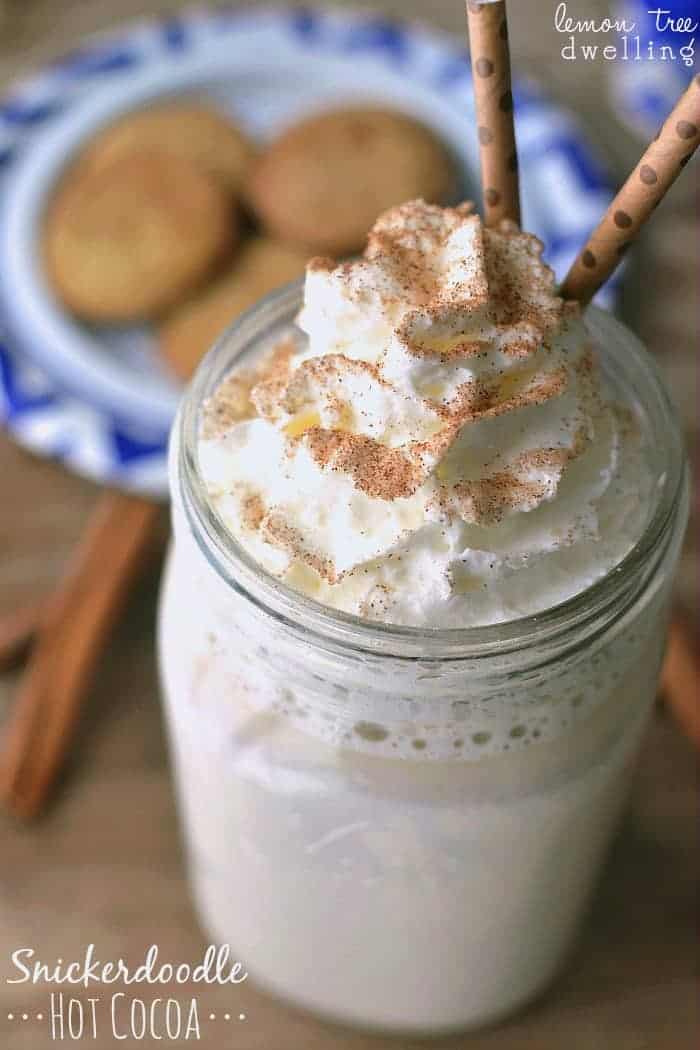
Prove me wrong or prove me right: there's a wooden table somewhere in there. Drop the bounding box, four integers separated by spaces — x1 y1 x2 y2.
1 3 698 1048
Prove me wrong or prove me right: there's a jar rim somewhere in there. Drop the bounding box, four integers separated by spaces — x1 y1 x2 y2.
177 280 687 661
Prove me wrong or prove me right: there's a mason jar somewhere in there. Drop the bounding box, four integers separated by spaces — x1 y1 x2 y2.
158 284 688 1034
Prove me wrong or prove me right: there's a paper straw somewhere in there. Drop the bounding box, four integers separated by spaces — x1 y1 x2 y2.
466 0 521 227
561 77 700 305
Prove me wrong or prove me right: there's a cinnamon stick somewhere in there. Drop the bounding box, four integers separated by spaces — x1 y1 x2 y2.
660 616 700 751
0 491 160 819
0 600 42 672
561 77 700 304
465 0 521 226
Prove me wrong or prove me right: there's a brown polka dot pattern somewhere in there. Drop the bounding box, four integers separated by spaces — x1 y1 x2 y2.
676 120 698 140
561 80 699 305
475 57 494 78
354 722 389 743
467 0 521 226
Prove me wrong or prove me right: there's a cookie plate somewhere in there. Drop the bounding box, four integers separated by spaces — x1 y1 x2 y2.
0 5 615 497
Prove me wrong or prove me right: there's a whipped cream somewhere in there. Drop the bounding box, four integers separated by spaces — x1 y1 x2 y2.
199 201 653 627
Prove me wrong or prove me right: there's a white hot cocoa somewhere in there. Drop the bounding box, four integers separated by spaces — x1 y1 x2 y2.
159 202 687 1032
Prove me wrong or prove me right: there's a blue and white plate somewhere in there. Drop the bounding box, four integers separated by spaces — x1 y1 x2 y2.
0 5 615 498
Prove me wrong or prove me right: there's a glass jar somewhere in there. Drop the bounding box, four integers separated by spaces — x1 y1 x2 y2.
158 284 688 1035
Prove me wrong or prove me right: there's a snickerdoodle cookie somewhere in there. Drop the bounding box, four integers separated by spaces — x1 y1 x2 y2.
44 152 235 323
245 108 456 255
79 103 256 193
159 237 307 379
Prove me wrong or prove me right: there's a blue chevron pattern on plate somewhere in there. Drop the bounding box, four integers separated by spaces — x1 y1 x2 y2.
0 334 170 495
0 5 617 498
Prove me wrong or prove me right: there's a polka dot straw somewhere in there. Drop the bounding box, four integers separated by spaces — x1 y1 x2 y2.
561 77 700 305
465 0 521 227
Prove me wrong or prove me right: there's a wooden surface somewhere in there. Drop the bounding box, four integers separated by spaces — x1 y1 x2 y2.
1 2 698 1048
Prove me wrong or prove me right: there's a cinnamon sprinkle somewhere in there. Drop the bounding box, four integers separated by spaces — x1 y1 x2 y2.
204 337 295 436
451 473 549 524
202 201 596 571
444 428 588 525
261 512 339 583
279 354 386 415
304 428 424 501
420 364 570 435
240 491 266 530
